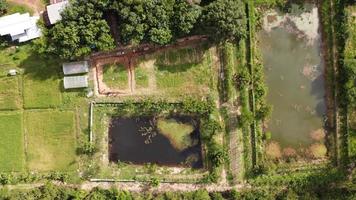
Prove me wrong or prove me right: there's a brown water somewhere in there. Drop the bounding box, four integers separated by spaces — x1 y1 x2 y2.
258 25 326 150
108 116 203 168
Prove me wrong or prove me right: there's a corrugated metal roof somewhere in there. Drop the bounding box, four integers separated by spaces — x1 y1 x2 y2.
64 75 88 89
47 1 69 24
63 61 89 75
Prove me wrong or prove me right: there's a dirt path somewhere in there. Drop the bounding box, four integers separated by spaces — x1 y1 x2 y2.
8 0 45 15
3 181 246 193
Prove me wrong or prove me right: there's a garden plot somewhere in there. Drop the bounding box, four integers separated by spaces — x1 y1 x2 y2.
0 112 24 172
0 77 21 110
25 111 76 171
134 45 216 97
102 63 130 91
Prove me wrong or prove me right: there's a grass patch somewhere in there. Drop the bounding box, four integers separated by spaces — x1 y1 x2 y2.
102 63 128 90
7 2 34 15
25 111 76 171
0 112 24 172
134 67 149 88
154 46 213 96
22 55 62 109
0 77 21 110
157 118 194 151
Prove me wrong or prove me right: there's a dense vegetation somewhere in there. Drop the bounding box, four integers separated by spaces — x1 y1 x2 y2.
36 0 247 59
0 181 355 200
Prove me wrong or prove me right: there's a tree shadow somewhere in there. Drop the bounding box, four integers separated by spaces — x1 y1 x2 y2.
18 52 63 80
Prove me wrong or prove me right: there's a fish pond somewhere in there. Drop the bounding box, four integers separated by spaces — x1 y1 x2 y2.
108 116 203 168
258 4 327 160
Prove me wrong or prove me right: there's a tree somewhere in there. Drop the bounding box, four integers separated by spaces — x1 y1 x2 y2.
144 0 175 45
111 0 147 45
172 0 201 37
201 0 247 41
36 0 114 59
0 0 7 16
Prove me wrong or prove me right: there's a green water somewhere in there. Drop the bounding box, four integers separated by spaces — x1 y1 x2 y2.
258 27 326 149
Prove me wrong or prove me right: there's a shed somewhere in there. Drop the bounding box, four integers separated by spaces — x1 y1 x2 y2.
46 1 69 25
63 61 89 75
63 76 88 89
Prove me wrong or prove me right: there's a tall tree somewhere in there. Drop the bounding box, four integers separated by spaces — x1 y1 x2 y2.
172 0 201 37
201 0 247 40
111 0 147 45
36 0 114 59
145 0 175 45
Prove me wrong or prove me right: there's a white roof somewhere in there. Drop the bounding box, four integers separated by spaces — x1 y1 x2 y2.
0 13 41 42
64 75 88 89
63 61 89 75
47 1 69 24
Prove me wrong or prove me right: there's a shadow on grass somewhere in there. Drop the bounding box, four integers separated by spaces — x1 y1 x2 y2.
18 53 63 80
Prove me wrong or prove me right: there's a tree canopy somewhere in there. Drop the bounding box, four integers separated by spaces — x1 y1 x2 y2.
201 0 247 40
36 0 115 60
37 0 247 59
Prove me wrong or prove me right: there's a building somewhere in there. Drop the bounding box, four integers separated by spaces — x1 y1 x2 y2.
0 13 41 42
46 0 69 25
63 61 89 75
64 76 88 89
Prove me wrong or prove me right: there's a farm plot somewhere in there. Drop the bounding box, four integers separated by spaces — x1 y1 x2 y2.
135 45 216 97
102 63 129 90
0 77 21 110
0 112 24 172
25 111 76 171
22 57 62 109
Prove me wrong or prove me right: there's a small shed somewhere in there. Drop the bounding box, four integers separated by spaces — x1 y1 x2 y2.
64 75 88 89
63 61 89 75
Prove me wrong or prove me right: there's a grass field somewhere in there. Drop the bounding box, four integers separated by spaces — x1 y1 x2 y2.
102 63 129 90
25 111 76 171
153 46 214 96
0 113 24 171
0 77 21 110
134 66 149 88
22 55 62 108
7 2 34 15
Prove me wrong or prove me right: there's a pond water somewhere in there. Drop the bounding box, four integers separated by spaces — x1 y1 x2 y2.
258 5 327 156
109 116 203 168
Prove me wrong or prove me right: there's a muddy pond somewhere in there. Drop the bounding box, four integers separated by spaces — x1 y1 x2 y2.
258 4 327 158
109 116 203 168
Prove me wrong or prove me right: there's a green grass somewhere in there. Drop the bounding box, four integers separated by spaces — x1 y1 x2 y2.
154 46 213 96
22 55 62 109
102 63 129 90
0 112 24 172
7 2 34 15
157 118 194 151
134 67 149 88
0 77 21 110
25 111 76 171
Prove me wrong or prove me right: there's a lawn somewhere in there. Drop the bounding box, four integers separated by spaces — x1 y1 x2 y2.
0 77 21 110
134 66 149 88
7 2 34 15
0 112 24 172
102 63 129 90
25 111 76 171
22 55 62 109
157 118 194 151
154 46 214 96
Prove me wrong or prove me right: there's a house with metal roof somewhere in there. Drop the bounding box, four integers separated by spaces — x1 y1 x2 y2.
0 13 41 42
46 0 69 25
63 61 89 75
